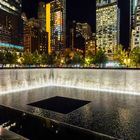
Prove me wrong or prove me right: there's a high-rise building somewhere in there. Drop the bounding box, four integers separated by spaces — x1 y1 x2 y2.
68 21 86 52
0 0 23 51
96 1 120 57
69 22 92 54
96 0 131 51
131 0 138 28
23 18 48 54
96 0 116 6
85 33 96 56
76 23 92 40
46 0 66 54
66 0 96 51
131 0 140 49
131 0 138 18
38 2 46 31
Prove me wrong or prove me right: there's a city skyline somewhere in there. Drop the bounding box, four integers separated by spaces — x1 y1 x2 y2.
0 0 139 67
22 0 96 32
22 0 131 49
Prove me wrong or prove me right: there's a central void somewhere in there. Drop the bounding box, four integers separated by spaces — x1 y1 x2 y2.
28 96 90 114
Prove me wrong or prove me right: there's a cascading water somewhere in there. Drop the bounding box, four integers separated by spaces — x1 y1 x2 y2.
0 69 52 94
0 68 140 95
52 69 140 95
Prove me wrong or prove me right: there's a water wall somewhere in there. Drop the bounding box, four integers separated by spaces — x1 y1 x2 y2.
0 69 52 94
0 68 140 95
53 69 140 94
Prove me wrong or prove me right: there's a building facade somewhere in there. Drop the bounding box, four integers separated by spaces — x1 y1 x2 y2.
85 33 96 56
23 19 48 54
0 0 23 51
96 1 120 57
96 0 116 7
46 0 66 54
68 21 86 52
76 23 92 41
38 2 46 31
131 0 140 49
131 0 138 27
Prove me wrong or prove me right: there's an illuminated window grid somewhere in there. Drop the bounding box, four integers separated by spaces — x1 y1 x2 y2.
96 3 119 54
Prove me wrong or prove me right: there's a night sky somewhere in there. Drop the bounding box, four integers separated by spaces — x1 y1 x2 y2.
22 0 96 32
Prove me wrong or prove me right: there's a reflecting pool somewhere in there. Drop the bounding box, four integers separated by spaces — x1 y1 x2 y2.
0 86 140 140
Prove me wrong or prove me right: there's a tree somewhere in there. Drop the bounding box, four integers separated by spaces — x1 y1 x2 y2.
46 53 55 66
12 51 18 64
130 47 140 67
85 50 95 66
93 49 107 67
55 51 63 66
22 52 33 66
41 53 48 65
0 51 5 67
5 50 17 65
65 54 72 65
62 49 73 65
71 52 84 65
114 45 128 65
32 51 42 66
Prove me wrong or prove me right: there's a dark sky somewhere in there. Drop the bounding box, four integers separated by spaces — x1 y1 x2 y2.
22 0 96 32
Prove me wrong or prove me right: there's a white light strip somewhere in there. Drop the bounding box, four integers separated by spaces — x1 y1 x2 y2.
0 84 52 95
52 84 140 96
1 84 139 96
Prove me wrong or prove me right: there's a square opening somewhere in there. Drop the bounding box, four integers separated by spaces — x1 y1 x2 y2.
28 96 90 114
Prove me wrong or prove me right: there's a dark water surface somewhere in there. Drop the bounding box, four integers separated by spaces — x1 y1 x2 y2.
0 86 140 140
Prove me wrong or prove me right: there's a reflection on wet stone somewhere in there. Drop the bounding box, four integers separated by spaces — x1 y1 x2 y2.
0 86 140 139
0 69 139 139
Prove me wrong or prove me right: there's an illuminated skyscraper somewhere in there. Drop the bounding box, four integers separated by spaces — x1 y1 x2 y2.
96 0 116 6
0 0 23 51
96 0 131 51
131 0 138 15
131 0 138 27
131 0 140 49
46 0 66 54
96 1 120 57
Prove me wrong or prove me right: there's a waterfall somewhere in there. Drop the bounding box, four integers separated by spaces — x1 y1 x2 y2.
0 69 52 94
0 68 140 95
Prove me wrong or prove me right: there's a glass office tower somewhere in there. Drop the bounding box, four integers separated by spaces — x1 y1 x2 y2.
96 1 120 58
46 0 66 54
0 0 23 50
130 0 138 27
131 0 140 49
